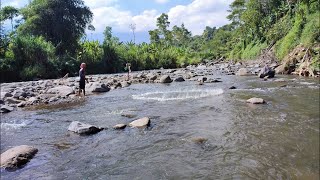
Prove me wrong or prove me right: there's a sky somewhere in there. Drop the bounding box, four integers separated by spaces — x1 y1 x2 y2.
1 0 233 43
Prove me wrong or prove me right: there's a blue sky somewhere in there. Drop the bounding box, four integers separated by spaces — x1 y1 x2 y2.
2 0 233 43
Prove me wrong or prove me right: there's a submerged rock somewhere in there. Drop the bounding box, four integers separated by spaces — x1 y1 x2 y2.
113 124 127 130
0 145 38 170
191 137 208 144
129 117 150 128
246 97 265 104
68 121 103 135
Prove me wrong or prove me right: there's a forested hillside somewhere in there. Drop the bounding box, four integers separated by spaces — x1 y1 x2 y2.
0 0 319 82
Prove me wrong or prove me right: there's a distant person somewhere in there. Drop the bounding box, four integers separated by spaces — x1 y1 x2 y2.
79 63 89 96
125 63 131 80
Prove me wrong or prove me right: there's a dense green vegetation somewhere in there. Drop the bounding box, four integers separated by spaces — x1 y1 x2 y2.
0 0 319 82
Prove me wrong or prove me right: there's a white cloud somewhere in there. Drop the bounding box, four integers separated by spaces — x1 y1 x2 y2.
167 0 233 35
83 0 118 8
89 0 232 36
2 0 28 8
155 0 169 4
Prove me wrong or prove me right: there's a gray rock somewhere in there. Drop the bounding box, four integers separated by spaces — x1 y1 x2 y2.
68 121 103 135
236 68 249 76
174 77 185 82
17 102 27 107
258 65 275 78
159 75 172 83
147 73 157 81
197 76 207 82
1 105 14 113
5 97 22 104
13 89 27 99
113 124 127 130
246 97 265 104
129 117 150 128
47 86 74 97
121 81 131 88
0 145 38 170
86 83 110 93
1 92 13 100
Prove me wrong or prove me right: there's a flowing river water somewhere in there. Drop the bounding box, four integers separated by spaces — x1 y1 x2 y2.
1 74 319 179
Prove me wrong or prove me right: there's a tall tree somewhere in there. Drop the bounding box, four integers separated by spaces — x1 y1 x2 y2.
156 13 172 43
19 0 93 55
0 6 19 31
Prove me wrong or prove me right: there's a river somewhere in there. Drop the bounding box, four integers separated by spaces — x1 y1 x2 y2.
1 74 319 179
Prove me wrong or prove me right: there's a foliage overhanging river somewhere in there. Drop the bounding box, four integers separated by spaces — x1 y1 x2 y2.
1 73 319 179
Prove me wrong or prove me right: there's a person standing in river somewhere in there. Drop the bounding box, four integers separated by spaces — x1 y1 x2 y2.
125 63 131 80
79 63 89 96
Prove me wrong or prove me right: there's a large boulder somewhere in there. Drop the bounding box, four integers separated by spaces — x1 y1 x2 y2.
47 86 74 97
236 68 249 76
246 97 265 104
258 66 275 78
159 75 172 83
129 117 150 128
0 145 38 170
86 82 110 93
68 121 103 135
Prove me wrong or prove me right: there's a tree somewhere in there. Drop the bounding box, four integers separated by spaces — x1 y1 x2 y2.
129 23 136 44
19 0 93 55
149 29 160 44
156 13 172 43
0 6 19 31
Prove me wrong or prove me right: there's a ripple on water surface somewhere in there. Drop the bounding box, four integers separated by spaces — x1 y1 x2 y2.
132 88 224 101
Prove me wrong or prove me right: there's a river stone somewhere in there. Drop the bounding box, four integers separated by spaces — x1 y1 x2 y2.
121 81 130 88
129 117 150 128
68 121 103 135
1 105 14 113
229 86 237 89
159 75 172 83
17 102 27 108
47 86 74 97
191 137 208 144
236 68 249 76
198 77 207 82
174 77 185 82
87 82 110 93
258 66 275 78
0 145 38 170
113 124 127 130
1 92 13 100
147 73 157 81
5 97 22 104
246 97 265 104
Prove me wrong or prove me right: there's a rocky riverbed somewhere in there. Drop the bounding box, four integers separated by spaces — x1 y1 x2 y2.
0 59 294 113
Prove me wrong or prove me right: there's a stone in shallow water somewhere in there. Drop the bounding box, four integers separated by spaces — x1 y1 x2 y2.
159 75 172 83
191 137 208 144
68 121 103 135
246 97 265 104
129 117 150 128
1 105 14 113
113 124 127 130
0 145 38 170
